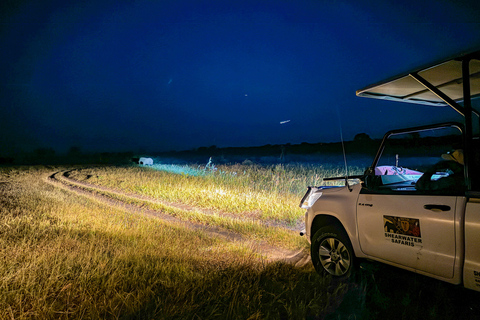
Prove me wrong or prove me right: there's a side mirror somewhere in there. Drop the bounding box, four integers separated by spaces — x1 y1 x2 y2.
364 174 381 190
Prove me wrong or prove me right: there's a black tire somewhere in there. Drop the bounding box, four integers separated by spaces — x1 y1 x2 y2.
311 226 355 279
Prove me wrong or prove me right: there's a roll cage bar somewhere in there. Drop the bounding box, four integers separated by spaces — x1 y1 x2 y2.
357 50 480 191
364 122 464 176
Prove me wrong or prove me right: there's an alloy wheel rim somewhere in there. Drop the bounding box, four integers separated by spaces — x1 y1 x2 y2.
318 237 351 276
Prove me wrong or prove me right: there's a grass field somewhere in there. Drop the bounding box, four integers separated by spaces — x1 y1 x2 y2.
1 162 479 319
68 162 360 224
0 164 346 319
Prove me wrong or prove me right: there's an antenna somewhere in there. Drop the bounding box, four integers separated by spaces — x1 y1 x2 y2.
336 106 352 191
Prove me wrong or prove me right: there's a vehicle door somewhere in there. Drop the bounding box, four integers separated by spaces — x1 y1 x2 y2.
356 126 464 279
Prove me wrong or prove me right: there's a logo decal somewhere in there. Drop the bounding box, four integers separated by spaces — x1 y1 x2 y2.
384 215 422 247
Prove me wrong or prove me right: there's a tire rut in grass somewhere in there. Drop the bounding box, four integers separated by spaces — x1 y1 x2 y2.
45 169 310 267
66 168 302 231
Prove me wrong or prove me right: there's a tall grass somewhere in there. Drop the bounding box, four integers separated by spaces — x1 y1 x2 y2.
55 171 308 250
0 166 343 319
70 162 363 226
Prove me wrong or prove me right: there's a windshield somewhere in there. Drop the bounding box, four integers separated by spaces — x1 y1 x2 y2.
378 126 462 171
370 125 463 192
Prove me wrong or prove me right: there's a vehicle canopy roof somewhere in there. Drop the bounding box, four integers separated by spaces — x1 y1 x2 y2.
356 50 480 116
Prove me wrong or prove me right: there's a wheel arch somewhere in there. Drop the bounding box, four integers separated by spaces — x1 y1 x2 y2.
310 214 345 241
311 213 361 253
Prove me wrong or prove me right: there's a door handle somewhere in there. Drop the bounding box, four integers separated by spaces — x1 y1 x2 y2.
424 204 451 212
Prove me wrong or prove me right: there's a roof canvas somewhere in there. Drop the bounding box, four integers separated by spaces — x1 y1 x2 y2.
356 51 480 107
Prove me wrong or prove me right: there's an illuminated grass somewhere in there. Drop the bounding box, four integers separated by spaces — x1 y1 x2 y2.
0 166 341 319
54 173 306 249
71 162 363 226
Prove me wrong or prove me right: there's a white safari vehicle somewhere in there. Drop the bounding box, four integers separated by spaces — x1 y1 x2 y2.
301 50 480 291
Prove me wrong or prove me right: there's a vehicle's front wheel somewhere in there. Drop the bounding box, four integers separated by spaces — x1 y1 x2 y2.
311 226 354 279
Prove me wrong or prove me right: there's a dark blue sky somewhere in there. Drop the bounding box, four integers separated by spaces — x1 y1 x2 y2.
2 0 480 154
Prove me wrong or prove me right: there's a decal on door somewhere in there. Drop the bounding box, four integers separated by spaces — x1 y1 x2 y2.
384 215 422 247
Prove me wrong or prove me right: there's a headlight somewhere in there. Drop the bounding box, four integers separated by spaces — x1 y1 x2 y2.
300 187 322 209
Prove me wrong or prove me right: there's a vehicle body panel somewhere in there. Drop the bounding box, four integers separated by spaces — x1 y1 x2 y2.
464 199 480 290
357 193 463 280
304 184 364 257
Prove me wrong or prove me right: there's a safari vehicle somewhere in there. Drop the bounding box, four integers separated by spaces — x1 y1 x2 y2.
300 50 480 291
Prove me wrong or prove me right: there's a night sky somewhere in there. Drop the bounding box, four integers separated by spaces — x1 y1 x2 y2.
2 0 480 154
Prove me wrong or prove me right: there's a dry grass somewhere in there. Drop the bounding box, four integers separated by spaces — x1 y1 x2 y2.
69 162 362 226
0 165 343 319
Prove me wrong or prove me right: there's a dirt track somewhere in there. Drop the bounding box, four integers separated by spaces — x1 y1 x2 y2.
45 169 311 267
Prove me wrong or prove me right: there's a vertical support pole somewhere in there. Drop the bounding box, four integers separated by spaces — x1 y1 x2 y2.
462 57 472 191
